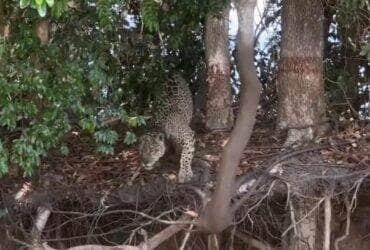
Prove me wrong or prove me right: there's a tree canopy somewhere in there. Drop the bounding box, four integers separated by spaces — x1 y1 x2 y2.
0 0 228 175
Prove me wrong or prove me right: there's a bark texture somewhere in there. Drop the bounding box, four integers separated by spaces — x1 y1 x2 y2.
199 0 261 233
205 7 234 131
283 200 319 250
277 0 326 144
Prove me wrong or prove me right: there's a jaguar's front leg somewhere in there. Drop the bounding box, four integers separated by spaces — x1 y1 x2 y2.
178 130 195 183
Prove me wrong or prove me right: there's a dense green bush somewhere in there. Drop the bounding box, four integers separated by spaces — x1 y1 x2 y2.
0 0 226 175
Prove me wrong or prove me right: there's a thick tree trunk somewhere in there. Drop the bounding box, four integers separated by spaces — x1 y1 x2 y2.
277 0 326 144
205 7 234 131
199 0 261 233
278 0 324 247
283 200 318 250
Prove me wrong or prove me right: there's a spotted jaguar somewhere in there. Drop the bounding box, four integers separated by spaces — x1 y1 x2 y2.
138 74 195 183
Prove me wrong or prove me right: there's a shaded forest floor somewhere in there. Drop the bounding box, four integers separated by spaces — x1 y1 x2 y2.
1 121 370 249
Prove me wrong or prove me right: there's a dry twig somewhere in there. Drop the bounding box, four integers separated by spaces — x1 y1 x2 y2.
334 197 352 250
282 197 325 237
179 223 194 250
323 196 331 250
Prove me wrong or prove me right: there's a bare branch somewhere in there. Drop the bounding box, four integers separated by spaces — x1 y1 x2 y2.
289 201 298 236
323 196 331 250
13 207 193 250
6 230 34 248
207 234 220 250
334 197 352 250
199 0 262 233
42 243 138 250
350 177 364 211
234 231 275 250
234 180 276 224
282 198 325 237
51 209 195 226
141 218 188 249
179 223 194 250
38 216 190 250
241 180 275 212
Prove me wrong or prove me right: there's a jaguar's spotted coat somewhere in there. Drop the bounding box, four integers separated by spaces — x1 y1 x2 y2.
138 74 195 183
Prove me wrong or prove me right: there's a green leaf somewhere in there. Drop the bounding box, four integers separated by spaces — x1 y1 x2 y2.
60 145 69 156
45 0 54 7
119 109 128 122
94 129 118 145
0 208 8 219
0 141 8 175
81 118 96 133
35 0 44 6
20 0 31 9
124 131 137 145
30 0 38 8
0 38 4 58
137 116 147 126
37 2 47 17
127 117 138 127
360 44 370 60
141 0 160 33
51 0 67 18
97 145 114 155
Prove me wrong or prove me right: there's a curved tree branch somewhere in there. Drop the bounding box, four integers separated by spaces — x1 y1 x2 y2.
199 0 262 233
32 215 190 250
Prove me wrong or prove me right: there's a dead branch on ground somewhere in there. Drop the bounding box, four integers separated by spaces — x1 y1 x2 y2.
28 211 194 250
323 196 331 250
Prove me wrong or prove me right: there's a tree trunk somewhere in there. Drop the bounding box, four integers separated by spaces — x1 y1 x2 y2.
282 200 319 250
205 6 234 131
277 0 326 144
199 0 261 233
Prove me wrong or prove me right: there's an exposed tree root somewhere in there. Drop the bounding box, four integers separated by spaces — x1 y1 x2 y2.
2 132 370 249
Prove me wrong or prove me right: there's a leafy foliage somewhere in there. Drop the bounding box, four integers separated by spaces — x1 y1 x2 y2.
0 0 227 176
324 0 370 118
0 140 9 175
254 0 282 121
2 0 368 176
94 129 119 154
141 0 160 32
19 0 67 17
360 40 370 61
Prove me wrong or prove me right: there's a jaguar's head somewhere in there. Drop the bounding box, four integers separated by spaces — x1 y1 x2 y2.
138 132 166 170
